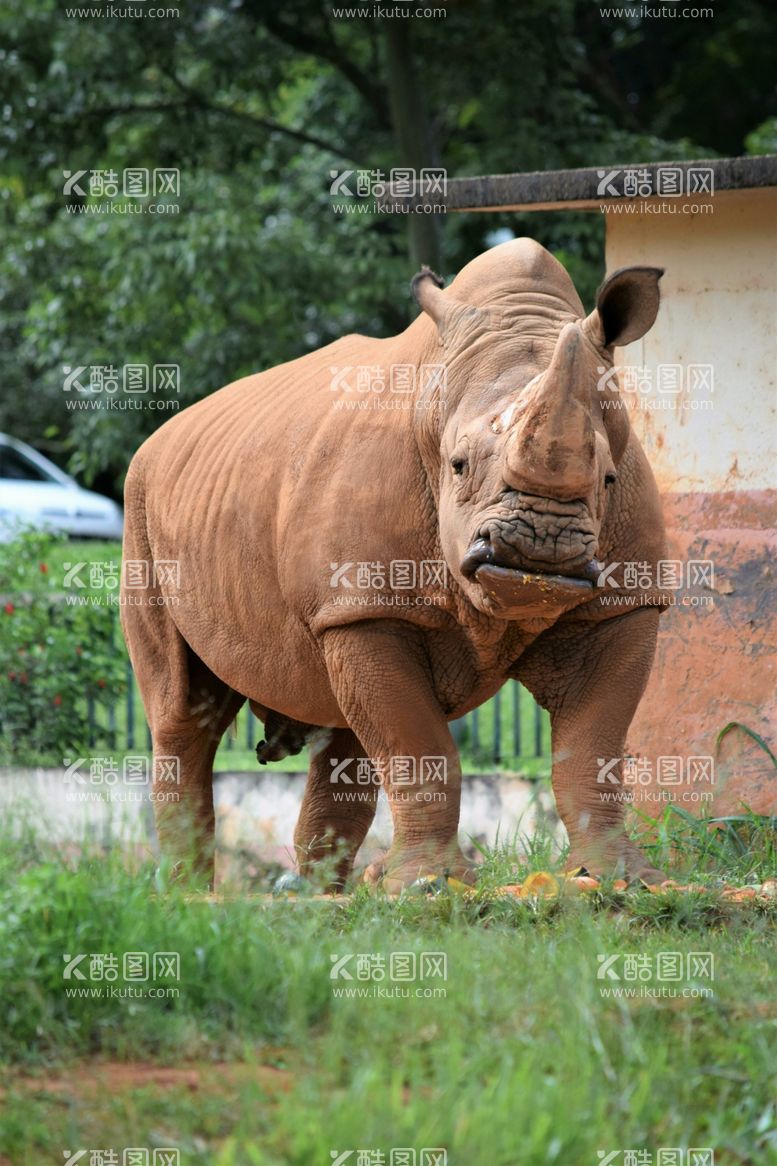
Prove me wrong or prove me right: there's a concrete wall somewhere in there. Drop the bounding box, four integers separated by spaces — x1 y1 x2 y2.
0 768 563 880
606 187 777 816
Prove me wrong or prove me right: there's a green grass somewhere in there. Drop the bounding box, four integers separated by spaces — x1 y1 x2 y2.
1 811 776 1164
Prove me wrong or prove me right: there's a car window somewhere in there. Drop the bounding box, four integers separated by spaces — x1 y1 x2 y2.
0 447 56 481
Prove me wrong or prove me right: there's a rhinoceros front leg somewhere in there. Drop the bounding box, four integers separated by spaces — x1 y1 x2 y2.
516 606 665 883
294 727 379 890
322 623 473 892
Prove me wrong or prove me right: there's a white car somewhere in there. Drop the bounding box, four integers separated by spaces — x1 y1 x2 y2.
0 434 123 541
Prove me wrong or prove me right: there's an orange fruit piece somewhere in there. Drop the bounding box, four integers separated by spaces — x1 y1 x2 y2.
722 887 758 901
567 876 600 891
520 872 560 898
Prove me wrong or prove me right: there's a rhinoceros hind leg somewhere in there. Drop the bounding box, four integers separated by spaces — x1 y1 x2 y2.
294 727 378 890
123 608 243 885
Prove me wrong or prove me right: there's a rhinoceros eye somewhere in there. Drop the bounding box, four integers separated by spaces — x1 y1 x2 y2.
451 456 468 476
604 471 617 487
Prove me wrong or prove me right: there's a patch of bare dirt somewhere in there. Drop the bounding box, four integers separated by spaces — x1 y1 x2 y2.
2 1057 293 1099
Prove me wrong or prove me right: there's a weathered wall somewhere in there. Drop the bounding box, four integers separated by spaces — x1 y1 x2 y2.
0 769 562 879
606 188 777 816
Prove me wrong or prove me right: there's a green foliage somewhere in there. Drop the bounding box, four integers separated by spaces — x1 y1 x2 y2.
0 0 773 488
0 530 125 762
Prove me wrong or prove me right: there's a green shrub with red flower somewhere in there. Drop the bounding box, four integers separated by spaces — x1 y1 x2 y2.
0 531 125 763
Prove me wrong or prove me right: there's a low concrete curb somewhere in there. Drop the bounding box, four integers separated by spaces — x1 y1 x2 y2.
0 768 563 869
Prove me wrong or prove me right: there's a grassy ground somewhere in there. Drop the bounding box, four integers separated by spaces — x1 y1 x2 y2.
1 811 775 1165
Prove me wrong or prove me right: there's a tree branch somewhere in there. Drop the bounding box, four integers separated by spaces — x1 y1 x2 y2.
262 13 390 127
84 91 349 159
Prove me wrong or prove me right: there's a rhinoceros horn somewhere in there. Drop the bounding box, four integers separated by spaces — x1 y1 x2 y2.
503 322 597 501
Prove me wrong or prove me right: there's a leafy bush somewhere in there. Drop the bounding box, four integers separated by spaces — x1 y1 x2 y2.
0 530 125 764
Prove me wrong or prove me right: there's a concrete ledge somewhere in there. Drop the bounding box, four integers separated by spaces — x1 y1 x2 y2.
380 155 777 214
0 768 562 870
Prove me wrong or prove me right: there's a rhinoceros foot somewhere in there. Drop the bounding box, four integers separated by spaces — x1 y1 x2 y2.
567 837 665 886
363 843 477 894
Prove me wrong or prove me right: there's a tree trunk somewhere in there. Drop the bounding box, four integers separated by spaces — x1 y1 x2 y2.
383 21 443 273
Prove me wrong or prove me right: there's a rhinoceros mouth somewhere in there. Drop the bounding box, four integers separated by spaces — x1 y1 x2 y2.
461 536 602 588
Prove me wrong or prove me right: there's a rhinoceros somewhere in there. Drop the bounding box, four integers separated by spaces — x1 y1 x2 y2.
121 238 669 890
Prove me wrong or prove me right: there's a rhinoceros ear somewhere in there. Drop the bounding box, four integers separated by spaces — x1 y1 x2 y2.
411 265 448 328
585 266 664 349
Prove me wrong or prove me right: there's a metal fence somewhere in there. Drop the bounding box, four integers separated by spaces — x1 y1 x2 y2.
91 661 551 772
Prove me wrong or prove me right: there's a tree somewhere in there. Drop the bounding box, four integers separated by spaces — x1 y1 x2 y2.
0 0 773 494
